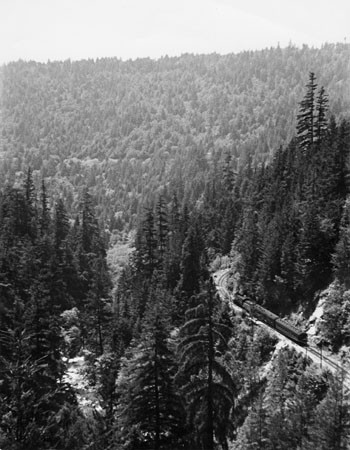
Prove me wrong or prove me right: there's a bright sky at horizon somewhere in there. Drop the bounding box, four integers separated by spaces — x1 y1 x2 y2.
0 0 349 64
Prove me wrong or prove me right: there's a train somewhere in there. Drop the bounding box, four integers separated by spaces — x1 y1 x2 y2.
234 294 308 346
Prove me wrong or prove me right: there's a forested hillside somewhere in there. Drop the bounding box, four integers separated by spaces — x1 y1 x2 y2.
106 71 350 448
0 173 112 447
1 44 350 449
0 44 349 233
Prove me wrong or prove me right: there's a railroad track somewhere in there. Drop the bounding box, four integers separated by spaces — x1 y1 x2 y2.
214 269 350 385
307 345 345 374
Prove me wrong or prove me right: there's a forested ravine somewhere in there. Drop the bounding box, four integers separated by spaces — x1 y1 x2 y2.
1 49 350 449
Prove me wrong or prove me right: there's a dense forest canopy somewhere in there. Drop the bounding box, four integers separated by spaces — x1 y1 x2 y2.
1 43 350 449
0 43 349 233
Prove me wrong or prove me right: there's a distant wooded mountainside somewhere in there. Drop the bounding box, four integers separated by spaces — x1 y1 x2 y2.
0 43 349 232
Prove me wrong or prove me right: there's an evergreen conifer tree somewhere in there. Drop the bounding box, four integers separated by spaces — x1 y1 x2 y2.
332 199 350 287
296 72 318 151
116 294 186 450
315 86 329 145
307 371 350 450
175 282 236 450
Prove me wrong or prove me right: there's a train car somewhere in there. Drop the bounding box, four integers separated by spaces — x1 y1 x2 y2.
250 303 279 328
233 295 307 346
275 318 307 346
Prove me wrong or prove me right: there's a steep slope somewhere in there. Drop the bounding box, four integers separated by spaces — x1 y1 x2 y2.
0 44 349 232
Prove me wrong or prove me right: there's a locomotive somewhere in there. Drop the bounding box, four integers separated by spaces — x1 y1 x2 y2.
234 295 307 346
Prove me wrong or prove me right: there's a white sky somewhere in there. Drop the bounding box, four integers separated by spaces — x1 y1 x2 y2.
0 0 349 64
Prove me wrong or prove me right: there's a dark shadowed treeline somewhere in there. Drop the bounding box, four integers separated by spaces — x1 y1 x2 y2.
0 173 111 448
